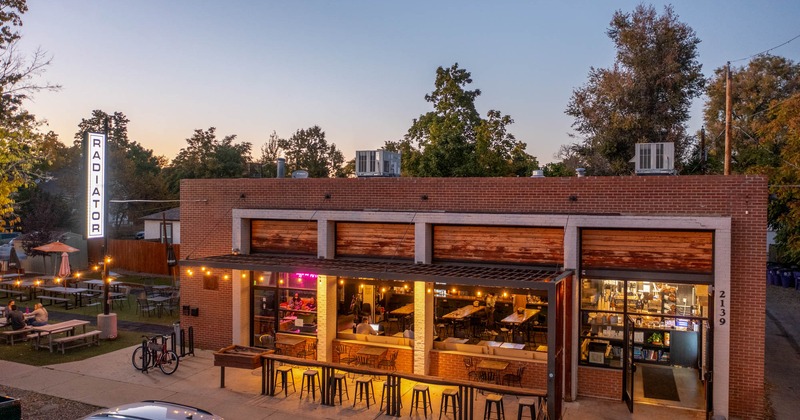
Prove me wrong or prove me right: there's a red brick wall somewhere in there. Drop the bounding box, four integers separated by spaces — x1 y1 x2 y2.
577 366 622 400
332 340 413 373
429 351 547 390
179 175 767 419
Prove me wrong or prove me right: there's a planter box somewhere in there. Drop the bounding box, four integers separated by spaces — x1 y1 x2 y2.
214 345 268 370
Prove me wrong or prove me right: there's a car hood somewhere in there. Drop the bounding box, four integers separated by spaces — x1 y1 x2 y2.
85 400 223 420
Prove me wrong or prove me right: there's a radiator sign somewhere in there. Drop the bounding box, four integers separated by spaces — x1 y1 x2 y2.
87 132 106 238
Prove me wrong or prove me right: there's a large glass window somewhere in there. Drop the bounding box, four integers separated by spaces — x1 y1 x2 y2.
579 278 708 369
252 271 317 348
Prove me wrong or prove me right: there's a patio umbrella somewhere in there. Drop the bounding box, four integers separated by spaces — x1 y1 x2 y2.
33 241 79 276
57 252 71 278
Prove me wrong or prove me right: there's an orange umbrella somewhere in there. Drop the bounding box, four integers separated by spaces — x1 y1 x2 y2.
33 241 79 253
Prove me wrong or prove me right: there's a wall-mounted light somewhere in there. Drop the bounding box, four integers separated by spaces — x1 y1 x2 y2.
278 279 284 285
476 291 482 297
451 288 457 294
232 248 240 255
223 274 229 280
187 269 194 276
427 288 432 294
242 272 248 278
381 287 386 293
259 275 264 282
502 291 508 298
339 279 344 285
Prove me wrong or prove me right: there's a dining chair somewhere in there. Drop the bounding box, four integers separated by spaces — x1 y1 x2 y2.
335 344 356 365
136 297 157 317
377 349 398 371
502 365 525 387
463 356 481 381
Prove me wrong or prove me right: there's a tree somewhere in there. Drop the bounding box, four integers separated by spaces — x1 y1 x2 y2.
689 55 800 174
762 93 800 263
0 0 60 231
564 5 705 175
278 125 344 178
256 130 281 178
390 63 538 177
166 127 252 191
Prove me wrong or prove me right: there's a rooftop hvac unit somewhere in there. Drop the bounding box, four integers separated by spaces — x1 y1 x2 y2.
630 142 676 175
355 150 401 177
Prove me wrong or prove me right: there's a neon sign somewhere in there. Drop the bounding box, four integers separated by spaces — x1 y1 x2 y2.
87 132 105 238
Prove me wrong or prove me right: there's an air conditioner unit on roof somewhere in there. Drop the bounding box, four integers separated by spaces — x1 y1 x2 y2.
630 142 676 175
355 149 401 177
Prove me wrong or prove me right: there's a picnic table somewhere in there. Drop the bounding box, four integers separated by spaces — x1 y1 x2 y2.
29 319 90 352
39 287 94 309
82 279 120 292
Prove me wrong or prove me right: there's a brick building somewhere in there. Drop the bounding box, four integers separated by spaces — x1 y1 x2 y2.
178 175 766 419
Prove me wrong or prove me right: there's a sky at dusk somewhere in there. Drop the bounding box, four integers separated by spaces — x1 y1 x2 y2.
18 1 800 165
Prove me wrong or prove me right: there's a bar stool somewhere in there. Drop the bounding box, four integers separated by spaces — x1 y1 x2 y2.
410 384 433 417
379 380 402 412
330 371 350 405
439 387 460 420
353 376 376 408
483 393 505 420
300 369 321 401
516 397 536 420
274 365 295 396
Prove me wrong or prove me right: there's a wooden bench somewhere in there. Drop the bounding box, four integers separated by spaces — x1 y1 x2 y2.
0 326 33 345
36 295 70 309
52 330 101 354
2 289 27 299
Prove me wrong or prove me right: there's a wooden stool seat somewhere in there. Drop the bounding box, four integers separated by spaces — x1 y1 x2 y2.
439 387 460 420
410 384 433 417
484 393 505 420
300 369 321 401
353 377 376 408
274 365 295 396
517 397 536 420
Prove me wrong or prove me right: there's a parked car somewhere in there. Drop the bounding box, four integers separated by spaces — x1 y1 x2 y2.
83 400 223 420
135 231 145 240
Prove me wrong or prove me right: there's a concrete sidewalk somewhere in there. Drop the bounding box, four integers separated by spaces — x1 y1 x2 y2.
0 345 704 420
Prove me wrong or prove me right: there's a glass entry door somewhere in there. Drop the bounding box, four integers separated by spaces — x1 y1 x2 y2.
623 315 635 412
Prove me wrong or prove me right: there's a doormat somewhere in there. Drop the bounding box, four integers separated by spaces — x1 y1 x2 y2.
641 365 680 401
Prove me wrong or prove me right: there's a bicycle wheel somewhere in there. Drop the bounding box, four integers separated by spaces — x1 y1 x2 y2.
132 346 148 371
158 351 179 375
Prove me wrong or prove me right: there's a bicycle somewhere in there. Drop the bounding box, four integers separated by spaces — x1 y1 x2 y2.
131 335 179 375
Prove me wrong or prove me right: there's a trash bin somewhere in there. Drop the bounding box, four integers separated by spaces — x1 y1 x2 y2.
173 321 181 351
0 395 21 420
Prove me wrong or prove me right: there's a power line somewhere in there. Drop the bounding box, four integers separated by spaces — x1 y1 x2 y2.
730 33 800 63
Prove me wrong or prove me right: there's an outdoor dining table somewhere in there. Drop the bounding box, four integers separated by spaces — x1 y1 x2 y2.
82 279 120 292
40 287 93 309
275 336 306 356
146 295 171 317
476 359 509 384
356 346 387 368
389 303 415 330
442 304 485 320
30 319 90 352
500 308 540 342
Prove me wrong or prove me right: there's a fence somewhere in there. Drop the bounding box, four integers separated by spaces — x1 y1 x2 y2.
89 239 180 276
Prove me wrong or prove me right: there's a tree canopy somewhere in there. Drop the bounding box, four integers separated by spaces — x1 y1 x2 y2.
387 63 538 177
0 0 59 231
278 125 346 178
565 4 705 175
687 55 800 175
165 127 252 192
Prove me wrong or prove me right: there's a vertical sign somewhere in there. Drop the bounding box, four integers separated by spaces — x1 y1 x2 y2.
87 132 106 238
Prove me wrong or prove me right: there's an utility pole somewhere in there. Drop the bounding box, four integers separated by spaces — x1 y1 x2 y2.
700 126 706 175
724 62 732 175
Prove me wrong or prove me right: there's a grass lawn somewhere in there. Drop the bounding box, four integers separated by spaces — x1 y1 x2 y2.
1 273 179 366
0 330 143 366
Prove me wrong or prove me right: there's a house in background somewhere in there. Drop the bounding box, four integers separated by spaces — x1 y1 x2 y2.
141 207 181 244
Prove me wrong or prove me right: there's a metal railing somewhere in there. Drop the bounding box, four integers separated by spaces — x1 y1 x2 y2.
258 353 548 419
